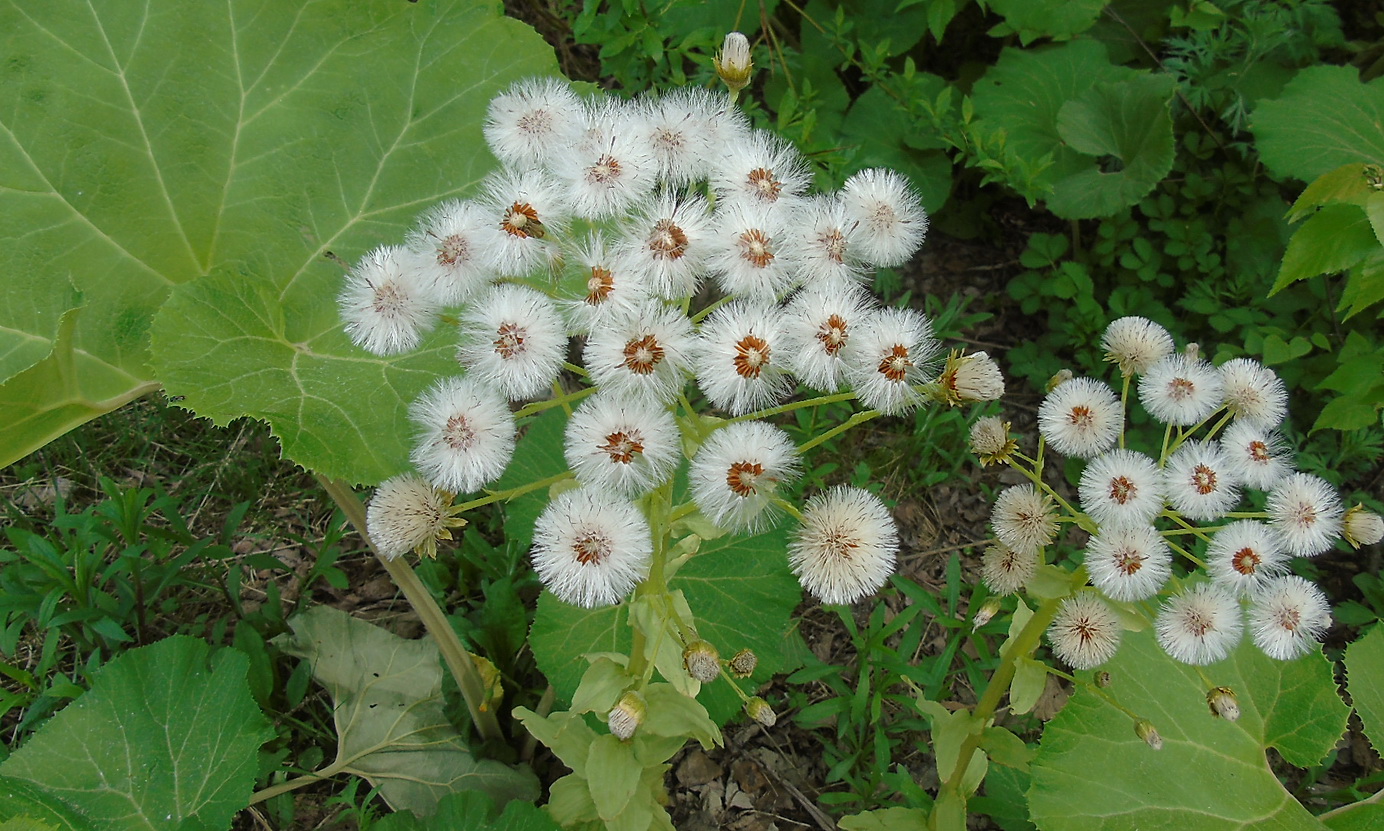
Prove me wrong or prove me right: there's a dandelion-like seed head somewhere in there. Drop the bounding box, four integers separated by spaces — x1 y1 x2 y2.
531 487 653 608
1343 505 1384 549
991 483 1058 556
1266 472 1343 557
1102 316 1174 376
969 416 1017 466
1085 524 1172 602
1047 592 1122 670
980 540 1036 596
1155 583 1243 665
366 473 465 561
1138 352 1225 427
1249 575 1331 660
789 486 899 605
935 349 1005 406
1218 358 1288 430
339 246 439 356
1037 377 1122 459
689 421 800 532
1206 520 1288 597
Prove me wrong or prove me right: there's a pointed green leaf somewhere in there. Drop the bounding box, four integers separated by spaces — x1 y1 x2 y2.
586 736 643 821
1029 628 1347 830
371 790 563 831
0 777 92 831
0 637 272 831
1272 204 1379 294
839 807 932 830
275 607 538 816
988 0 1108 44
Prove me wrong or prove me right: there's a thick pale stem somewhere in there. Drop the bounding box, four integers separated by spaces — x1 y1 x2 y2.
317 475 502 743
939 597 1061 799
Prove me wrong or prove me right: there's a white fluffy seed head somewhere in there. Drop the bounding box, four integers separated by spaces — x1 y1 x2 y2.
710 129 811 209
781 284 878 393
583 303 696 406
789 486 899 605
366 473 455 561
1037 377 1122 459
1163 440 1241 522
635 87 726 186
1101 316 1174 376
991 483 1057 557
339 245 439 356
560 232 650 334
936 350 1005 406
563 393 680 497
841 307 939 415
839 168 928 267
456 284 568 401
1248 575 1331 660
481 167 568 278
981 540 1037 596
619 190 713 300
484 77 585 167
556 99 659 220
403 200 498 305
1218 420 1292 492
409 375 517 495
1218 358 1288 430
1077 449 1164 529
1138 353 1225 427
1155 582 1244 666
707 198 798 302
694 301 793 416
688 421 800 533
790 195 868 287
1047 592 1122 670
531 486 653 608
1205 520 1289 597
1085 524 1172 602
1266 472 1343 557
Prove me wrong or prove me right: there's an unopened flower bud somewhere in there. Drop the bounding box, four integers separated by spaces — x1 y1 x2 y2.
971 597 1002 630
1207 686 1240 721
1134 719 1162 750
1343 505 1384 548
1095 671 1112 688
936 350 1005 406
683 640 721 684
608 691 646 741
746 696 776 727
1183 342 1201 362
1045 369 1073 393
715 32 753 93
969 416 1017 466
729 648 758 678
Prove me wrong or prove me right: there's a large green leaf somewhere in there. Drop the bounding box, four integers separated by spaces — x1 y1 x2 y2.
1253 66 1384 184
0 777 93 831
971 40 1173 219
989 0 1109 45
274 606 538 817
530 525 806 725
0 636 273 831
1029 628 1347 830
9 0 563 481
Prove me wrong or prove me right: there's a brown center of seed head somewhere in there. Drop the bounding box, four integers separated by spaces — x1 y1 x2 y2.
1168 377 1196 401
586 266 614 305
502 202 544 238
820 229 847 264
1248 440 1271 463
878 345 912 382
747 167 782 201
443 414 477 451
1186 610 1213 637
587 154 622 184
1108 476 1137 505
1277 606 1301 632
816 315 849 356
648 219 689 260
437 234 468 266
739 229 775 268
734 335 771 379
823 529 859 560
572 530 611 565
1191 463 1218 495
493 322 527 359
727 461 765 497
599 430 644 464
622 334 664 374
1233 547 1260 575
517 110 550 136
372 282 406 316
1116 548 1144 575
1068 405 1095 429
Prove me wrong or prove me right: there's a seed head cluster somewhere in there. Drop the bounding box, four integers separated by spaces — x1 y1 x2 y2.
346 76 949 613
985 315 1379 669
